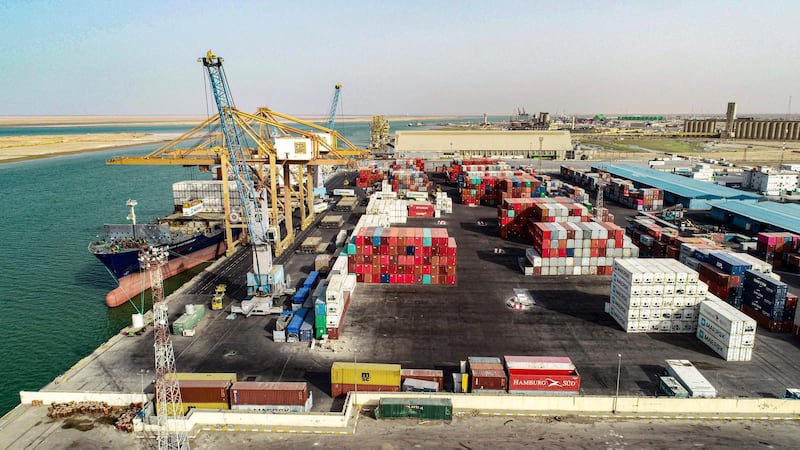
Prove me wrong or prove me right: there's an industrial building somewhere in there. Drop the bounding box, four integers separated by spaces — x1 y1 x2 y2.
393 130 574 159
708 200 800 234
683 101 800 140
592 163 762 209
741 167 800 195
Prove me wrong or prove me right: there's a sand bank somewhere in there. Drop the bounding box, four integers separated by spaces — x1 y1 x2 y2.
0 133 179 164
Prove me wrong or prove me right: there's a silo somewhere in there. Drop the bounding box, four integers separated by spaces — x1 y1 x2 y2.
744 121 754 139
708 120 716 134
737 121 747 139
768 122 778 140
791 122 800 140
683 121 690 133
756 122 766 140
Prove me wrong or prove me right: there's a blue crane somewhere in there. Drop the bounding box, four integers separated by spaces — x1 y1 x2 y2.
198 50 277 295
326 83 342 130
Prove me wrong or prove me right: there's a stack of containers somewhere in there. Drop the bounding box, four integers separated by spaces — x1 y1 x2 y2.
230 382 312 412
603 178 664 211
742 270 795 332
497 197 590 239
407 202 435 218
657 235 713 261
697 252 752 308
325 256 357 339
794 305 800 340
388 169 430 195
172 180 240 213
678 241 725 269
460 170 522 206
346 227 457 285
312 279 328 339
330 362 401 398
504 356 580 395
560 165 602 191
786 253 800 273
366 197 408 224
526 221 637 275
355 165 384 188
467 357 507 393
751 232 800 268
286 308 309 342
495 175 543 202
448 158 501 183
608 258 707 333
434 192 453 215
697 295 757 361
556 181 591 204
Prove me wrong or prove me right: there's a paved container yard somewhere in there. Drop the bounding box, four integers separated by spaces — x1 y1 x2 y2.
3 166 800 449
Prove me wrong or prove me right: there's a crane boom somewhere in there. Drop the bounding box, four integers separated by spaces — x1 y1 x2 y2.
326 83 342 130
199 50 274 292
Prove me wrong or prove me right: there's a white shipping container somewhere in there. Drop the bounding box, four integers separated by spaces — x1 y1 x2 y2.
665 359 717 397
699 297 757 335
697 329 753 361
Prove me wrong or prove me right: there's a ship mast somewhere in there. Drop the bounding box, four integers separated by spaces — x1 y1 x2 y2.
126 199 138 239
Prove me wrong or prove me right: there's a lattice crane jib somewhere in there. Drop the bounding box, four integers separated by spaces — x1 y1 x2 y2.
139 247 188 450
199 51 273 289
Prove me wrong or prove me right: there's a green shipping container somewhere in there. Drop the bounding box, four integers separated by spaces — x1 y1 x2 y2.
315 326 326 339
315 314 327 328
375 397 452 421
172 304 206 335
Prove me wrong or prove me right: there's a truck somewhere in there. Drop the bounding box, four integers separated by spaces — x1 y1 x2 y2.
211 284 226 310
657 376 689 398
332 188 355 197
664 359 717 398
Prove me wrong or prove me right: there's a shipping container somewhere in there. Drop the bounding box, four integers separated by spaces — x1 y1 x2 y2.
330 362 401 388
172 304 206 335
402 378 439 392
504 356 576 375
155 379 231 416
470 369 507 392
230 381 311 412
330 383 401 398
507 369 580 394
375 398 452 421
164 372 237 384
658 376 689 398
400 368 445 391
664 359 717 398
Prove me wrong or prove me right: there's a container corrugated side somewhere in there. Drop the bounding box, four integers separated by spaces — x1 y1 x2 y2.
169 380 231 403
400 369 444 391
330 383 400 398
375 398 452 420
504 355 576 375
230 381 309 406
470 369 507 391
164 373 237 384
507 369 580 393
330 362 401 387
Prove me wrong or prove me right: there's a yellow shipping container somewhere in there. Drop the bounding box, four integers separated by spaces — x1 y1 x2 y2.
331 362 401 387
164 372 238 384
157 402 229 416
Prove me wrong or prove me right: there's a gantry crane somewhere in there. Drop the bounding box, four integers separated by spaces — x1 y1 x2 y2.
140 247 188 450
326 83 342 130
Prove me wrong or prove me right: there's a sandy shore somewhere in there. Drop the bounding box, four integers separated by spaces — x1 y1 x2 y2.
0 132 180 163
0 115 469 164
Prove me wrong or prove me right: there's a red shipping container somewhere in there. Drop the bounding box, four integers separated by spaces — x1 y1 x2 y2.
160 380 231 403
331 383 400 398
470 369 507 391
230 382 309 406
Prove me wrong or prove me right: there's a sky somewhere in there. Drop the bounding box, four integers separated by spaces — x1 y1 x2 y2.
1 0 798 117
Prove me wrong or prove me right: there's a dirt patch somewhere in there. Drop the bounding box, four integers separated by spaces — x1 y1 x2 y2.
61 415 97 432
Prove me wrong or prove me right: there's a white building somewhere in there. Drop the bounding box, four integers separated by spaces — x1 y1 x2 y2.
741 166 799 196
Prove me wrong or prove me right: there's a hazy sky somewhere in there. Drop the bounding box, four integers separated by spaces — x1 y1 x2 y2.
1 0 798 116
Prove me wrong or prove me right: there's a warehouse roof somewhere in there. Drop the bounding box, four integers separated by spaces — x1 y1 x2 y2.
707 200 800 234
593 163 762 201
394 130 572 153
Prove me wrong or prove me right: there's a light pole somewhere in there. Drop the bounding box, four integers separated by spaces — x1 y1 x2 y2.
353 348 359 430
613 353 621 413
139 369 149 399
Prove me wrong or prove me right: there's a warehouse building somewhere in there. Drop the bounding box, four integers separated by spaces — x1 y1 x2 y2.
592 163 762 209
708 200 800 234
393 130 574 159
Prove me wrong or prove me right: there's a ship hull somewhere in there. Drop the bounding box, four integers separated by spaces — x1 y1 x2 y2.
105 239 227 307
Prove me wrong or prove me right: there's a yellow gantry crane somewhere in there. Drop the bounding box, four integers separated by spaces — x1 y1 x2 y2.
108 55 368 257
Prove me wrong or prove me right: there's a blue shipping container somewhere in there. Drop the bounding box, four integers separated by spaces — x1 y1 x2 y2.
709 252 752 276
293 287 311 304
303 271 320 289
287 308 309 335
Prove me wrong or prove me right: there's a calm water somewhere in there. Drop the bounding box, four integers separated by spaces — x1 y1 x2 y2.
0 117 468 416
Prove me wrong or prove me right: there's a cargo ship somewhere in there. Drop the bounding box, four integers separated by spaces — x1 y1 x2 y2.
89 199 230 307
